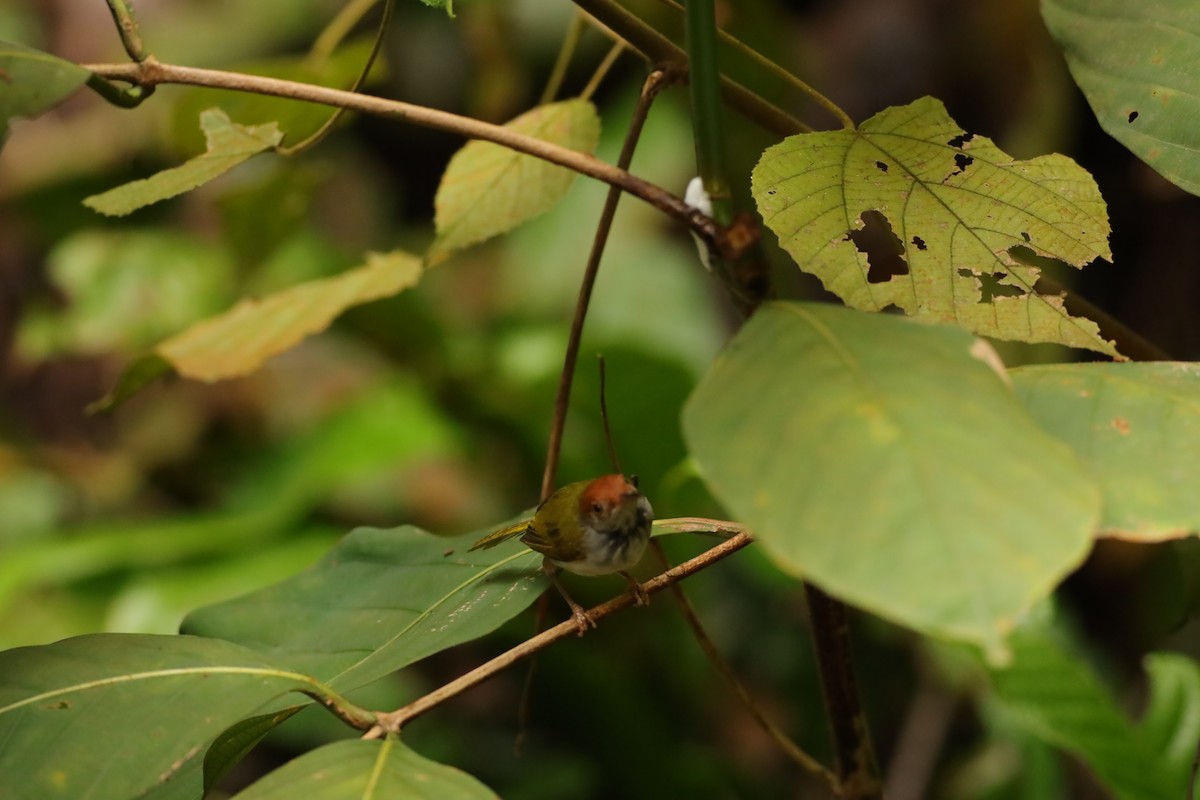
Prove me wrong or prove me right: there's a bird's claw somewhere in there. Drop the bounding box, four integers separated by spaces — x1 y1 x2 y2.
620 571 650 607
569 605 596 635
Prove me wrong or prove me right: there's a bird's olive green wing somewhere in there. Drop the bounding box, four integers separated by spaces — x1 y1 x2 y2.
520 522 583 563
467 520 530 551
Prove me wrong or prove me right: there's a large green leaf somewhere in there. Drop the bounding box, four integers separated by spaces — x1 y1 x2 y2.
683 302 1100 654
1012 363 1200 540
1043 0 1200 196
92 250 422 411
234 738 493 799
0 40 89 143
428 99 600 264
83 108 283 217
987 612 1181 800
751 97 1118 357
181 525 543 691
0 634 322 800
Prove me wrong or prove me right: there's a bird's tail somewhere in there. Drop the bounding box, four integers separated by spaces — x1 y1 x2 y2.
467 520 530 551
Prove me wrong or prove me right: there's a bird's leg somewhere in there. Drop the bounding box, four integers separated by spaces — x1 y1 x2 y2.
618 570 650 607
542 558 593 634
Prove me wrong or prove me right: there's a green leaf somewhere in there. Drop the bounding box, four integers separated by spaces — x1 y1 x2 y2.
0 40 89 142
751 96 1118 357
1012 363 1200 540
428 99 600 264
987 613 1180 800
205 708 305 795
92 250 422 411
181 524 543 691
683 302 1100 654
1141 653 1200 795
234 738 494 799
0 633 321 800
83 108 283 217
1043 0 1200 196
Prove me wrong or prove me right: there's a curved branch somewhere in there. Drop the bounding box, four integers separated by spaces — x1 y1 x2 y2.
363 525 753 738
82 58 749 258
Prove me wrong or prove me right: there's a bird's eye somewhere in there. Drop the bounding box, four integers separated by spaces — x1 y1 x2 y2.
591 502 603 513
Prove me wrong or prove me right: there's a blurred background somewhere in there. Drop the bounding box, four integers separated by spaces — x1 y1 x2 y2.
2 0 1198 797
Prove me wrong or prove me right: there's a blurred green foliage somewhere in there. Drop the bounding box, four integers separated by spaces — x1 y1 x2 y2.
1 0 1197 798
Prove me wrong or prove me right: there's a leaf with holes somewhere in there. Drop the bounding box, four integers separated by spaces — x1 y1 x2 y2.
0 634 319 800
1012 362 1200 540
752 96 1118 357
84 108 283 216
234 739 494 799
428 99 600 265
181 524 544 692
1043 0 1200 197
683 302 1100 656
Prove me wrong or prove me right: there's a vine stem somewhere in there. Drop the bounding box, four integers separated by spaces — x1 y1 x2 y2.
103 0 147 63
81 59 749 260
806 586 882 798
679 2 879 795
573 0 808 137
540 68 669 500
655 0 854 130
648 540 837 791
363 524 753 738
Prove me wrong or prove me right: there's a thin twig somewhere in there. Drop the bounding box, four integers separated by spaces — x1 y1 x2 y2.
82 59 743 259
279 0 394 156
362 527 753 738
540 68 670 500
103 0 147 63
655 0 853 130
310 0 380 63
572 0 809 137
541 12 587 104
580 41 625 101
649 540 837 792
597 355 622 475
1038 276 1171 361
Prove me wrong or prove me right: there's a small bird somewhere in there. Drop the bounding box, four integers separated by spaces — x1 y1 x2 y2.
469 474 653 630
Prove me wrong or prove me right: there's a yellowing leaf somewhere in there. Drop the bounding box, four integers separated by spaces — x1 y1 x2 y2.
428 99 600 264
92 251 421 411
161 251 420 380
752 96 1119 357
84 108 283 216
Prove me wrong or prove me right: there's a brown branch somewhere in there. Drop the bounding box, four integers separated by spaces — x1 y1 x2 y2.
362 525 753 738
81 59 749 259
805 585 881 799
541 69 670 500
